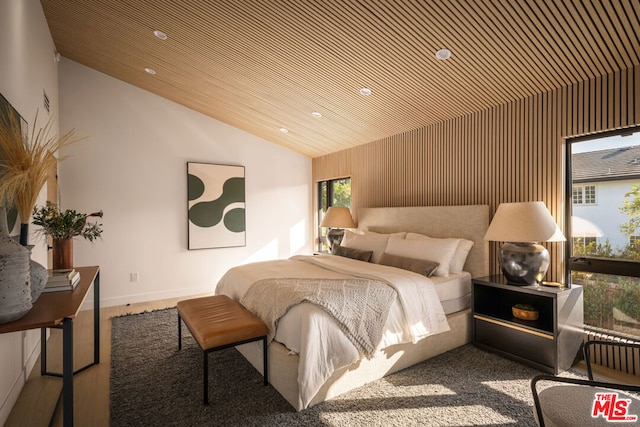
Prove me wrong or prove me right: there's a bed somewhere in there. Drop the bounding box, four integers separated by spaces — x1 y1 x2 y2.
215 205 489 411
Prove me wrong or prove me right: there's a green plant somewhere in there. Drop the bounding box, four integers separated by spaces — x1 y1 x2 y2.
32 202 103 241
513 303 537 312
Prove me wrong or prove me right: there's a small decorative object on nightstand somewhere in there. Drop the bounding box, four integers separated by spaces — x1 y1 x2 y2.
512 304 539 320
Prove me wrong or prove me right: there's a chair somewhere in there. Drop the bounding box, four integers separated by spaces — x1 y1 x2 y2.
531 340 640 427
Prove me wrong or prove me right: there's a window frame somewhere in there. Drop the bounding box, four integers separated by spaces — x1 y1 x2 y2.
566 126 640 281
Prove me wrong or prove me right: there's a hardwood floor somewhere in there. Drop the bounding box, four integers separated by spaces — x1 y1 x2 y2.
4 297 189 427
5 297 638 426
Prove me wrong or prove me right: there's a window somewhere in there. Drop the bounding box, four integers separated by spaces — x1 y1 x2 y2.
572 186 583 204
567 126 640 339
585 185 596 204
572 236 597 254
572 185 597 205
317 178 351 252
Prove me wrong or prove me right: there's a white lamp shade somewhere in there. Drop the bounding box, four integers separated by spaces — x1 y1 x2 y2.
320 206 356 229
484 201 566 243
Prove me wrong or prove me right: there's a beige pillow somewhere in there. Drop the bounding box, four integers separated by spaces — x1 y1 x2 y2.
378 253 439 277
385 237 459 277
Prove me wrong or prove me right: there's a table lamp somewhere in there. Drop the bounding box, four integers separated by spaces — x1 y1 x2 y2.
320 207 356 249
484 201 565 285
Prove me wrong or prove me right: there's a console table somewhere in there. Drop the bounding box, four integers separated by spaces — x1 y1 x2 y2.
0 265 100 427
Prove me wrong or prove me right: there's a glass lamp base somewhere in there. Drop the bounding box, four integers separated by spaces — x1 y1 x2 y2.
499 242 550 285
326 228 345 250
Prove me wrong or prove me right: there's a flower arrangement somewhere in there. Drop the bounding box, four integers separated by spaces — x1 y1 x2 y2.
0 107 82 245
32 202 103 241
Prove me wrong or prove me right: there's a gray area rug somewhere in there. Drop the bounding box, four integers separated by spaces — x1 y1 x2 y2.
110 308 544 426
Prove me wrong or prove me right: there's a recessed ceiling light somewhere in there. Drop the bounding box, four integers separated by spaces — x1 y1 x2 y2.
359 87 372 96
311 111 322 118
144 67 156 75
153 30 168 40
279 128 289 134
435 48 452 60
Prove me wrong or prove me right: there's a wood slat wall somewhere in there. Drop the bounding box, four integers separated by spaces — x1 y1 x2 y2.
312 65 640 281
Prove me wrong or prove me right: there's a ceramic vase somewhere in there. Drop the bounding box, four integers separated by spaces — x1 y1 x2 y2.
27 245 48 304
52 238 73 270
0 207 32 324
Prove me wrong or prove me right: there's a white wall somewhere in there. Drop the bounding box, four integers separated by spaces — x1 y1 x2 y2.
0 0 59 424
0 2 311 421
58 59 312 307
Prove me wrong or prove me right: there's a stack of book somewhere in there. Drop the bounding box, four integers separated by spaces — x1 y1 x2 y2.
43 269 81 292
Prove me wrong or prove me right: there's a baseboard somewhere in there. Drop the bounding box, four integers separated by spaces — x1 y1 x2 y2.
81 286 213 310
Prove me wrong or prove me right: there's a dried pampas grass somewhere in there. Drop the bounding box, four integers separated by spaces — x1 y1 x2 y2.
0 107 83 224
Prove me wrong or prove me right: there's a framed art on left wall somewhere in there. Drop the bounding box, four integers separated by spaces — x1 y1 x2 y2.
187 162 246 249
0 93 28 234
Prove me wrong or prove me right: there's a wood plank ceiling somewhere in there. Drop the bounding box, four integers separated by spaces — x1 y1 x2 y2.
40 0 640 158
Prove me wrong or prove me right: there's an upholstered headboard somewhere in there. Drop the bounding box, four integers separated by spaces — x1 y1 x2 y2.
356 205 490 278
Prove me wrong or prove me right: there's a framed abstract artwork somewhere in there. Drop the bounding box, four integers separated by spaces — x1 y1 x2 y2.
0 93 27 234
187 162 246 249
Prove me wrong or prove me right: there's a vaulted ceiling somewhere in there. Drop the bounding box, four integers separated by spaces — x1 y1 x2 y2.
40 0 640 158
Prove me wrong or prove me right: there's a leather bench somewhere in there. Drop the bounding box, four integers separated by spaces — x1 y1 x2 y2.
177 295 269 404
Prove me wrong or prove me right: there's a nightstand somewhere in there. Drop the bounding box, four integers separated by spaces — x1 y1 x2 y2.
472 275 584 374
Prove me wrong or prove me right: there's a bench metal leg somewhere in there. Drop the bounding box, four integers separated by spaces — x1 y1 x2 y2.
263 337 268 386
203 350 209 404
178 313 182 350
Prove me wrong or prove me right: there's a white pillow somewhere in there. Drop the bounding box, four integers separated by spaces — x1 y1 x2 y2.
450 239 474 273
385 237 459 277
341 230 391 263
406 233 474 274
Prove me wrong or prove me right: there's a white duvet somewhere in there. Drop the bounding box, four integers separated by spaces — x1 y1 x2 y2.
215 254 450 408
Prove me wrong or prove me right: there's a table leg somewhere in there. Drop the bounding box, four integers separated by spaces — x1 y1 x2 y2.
93 271 100 364
40 327 48 375
62 317 74 427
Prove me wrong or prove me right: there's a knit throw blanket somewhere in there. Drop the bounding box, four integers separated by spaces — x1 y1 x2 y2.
240 277 397 358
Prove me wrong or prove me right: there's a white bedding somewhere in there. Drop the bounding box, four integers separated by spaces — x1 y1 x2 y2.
215 254 452 408
432 271 472 314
